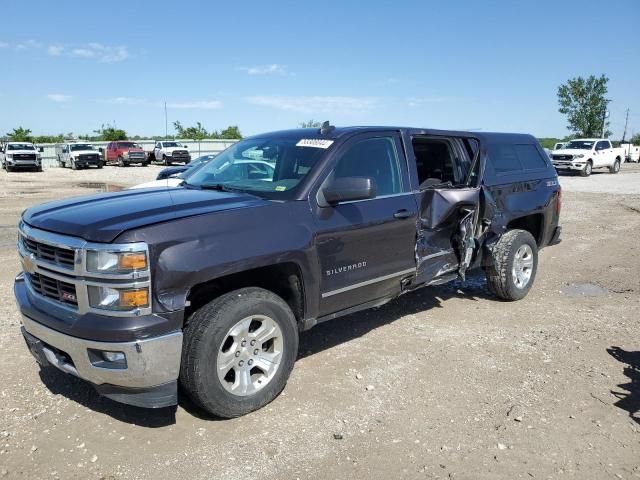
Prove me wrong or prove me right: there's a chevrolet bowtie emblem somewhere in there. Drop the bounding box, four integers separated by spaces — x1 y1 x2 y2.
22 253 37 274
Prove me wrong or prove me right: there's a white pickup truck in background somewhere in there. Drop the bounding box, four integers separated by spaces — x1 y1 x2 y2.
551 138 624 176
0 141 43 172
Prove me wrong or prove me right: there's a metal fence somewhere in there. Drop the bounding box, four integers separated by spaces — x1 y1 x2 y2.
38 139 238 168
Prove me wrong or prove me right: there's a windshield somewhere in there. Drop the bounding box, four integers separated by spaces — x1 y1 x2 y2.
70 144 95 151
118 142 141 149
185 136 330 198
162 142 180 148
7 144 35 151
564 141 594 150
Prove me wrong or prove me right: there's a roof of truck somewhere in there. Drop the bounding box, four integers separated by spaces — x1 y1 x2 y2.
252 126 537 144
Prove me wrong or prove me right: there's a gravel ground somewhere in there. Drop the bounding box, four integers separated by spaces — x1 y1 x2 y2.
0 163 638 480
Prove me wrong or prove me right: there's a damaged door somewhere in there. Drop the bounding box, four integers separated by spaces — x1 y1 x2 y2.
410 135 484 286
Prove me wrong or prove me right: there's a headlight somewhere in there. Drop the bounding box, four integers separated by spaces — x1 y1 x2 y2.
86 250 148 273
6 154 13 160
574 154 584 158
88 286 149 310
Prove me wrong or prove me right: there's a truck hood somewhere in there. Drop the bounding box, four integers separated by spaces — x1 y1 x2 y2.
552 148 591 156
22 187 266 243
6 149 38 155
70 150 99 156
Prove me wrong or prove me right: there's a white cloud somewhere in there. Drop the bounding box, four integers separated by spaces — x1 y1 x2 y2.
407 96 455 107
47 94 72 103
108 97 148 105
71 43 129 62
16 39 42 50
47 45 64 56
240 64 286 75
105 97 223 110
246 95 378 114
166 100 223 110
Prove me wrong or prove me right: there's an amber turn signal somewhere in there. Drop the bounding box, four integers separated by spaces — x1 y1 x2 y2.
117 252 147 270
119 288 149 308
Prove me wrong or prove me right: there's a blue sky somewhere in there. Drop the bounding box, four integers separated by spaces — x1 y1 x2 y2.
1 0 638 138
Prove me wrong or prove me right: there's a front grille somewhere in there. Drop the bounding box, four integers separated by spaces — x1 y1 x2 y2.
172 150 189 158
128 152 145 158
14 153 36 161
27 272 78 307
21 236 76 269
552 155 573 160
79 154 100 162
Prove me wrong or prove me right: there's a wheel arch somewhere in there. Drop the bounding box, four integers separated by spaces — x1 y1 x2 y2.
506 213 545 246
184 262 306 327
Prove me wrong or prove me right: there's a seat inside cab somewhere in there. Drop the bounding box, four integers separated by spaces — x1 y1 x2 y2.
412 137 470 189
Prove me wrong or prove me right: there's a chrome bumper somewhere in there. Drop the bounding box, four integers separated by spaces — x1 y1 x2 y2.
21 314 182 389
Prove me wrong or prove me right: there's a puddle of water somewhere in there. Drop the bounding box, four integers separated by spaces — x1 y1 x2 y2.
561 283 608 297
76 182 124 192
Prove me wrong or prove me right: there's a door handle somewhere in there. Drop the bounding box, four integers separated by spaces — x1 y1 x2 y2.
393 209 412 219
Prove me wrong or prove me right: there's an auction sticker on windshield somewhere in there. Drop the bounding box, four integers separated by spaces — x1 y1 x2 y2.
296 139 334 149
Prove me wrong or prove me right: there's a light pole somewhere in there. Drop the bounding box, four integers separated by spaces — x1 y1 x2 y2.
601 106 610 139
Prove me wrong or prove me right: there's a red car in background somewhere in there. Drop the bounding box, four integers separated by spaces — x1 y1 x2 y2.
105 141 148 167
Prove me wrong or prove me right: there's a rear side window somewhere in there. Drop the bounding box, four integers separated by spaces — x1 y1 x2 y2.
488 143 547 174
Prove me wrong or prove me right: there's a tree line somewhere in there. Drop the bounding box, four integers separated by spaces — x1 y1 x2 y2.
2 122 244 144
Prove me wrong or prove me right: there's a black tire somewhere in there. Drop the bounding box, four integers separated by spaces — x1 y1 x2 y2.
163 155 170 166
180 287 298 418
97 162 103 169
6 164 12 172
580 160 592 177
118 156 125 167
609 159 620 174
71 159 78 170
485 229 538 301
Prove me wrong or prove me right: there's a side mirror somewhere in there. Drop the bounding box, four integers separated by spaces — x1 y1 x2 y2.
98 147 104 153
184 145 188 149
38 146 44 153
322 177 376 205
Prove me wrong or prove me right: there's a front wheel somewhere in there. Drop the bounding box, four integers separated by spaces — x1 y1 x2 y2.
71 159 78 170
180 287 298 418
163 155 171 166
609 159 620 174
580 161 592 177
485 229 538 301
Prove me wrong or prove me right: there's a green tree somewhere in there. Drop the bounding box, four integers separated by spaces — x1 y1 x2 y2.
94 124 127 141
6 127 34 142
557 75 611 137
219 125 242 139
174 121 209 156
537 138 562 150
33 134 64 144
299 120 322 128
630 133 640 145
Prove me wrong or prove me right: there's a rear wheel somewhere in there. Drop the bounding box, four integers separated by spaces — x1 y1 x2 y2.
180 287 298 418
609 159 620 174
580 160 592 177
485 229 538 301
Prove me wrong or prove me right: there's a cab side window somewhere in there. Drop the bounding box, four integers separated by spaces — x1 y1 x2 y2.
333 137 403 196
596 141 609 150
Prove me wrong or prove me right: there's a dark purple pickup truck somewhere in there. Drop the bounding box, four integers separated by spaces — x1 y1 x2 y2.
15 123 561 417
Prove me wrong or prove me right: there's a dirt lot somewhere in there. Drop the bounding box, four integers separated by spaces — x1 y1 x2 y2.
0 164 638 480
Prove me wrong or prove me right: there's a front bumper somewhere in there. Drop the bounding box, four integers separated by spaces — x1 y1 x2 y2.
20 313 182 389
553 161 584 171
